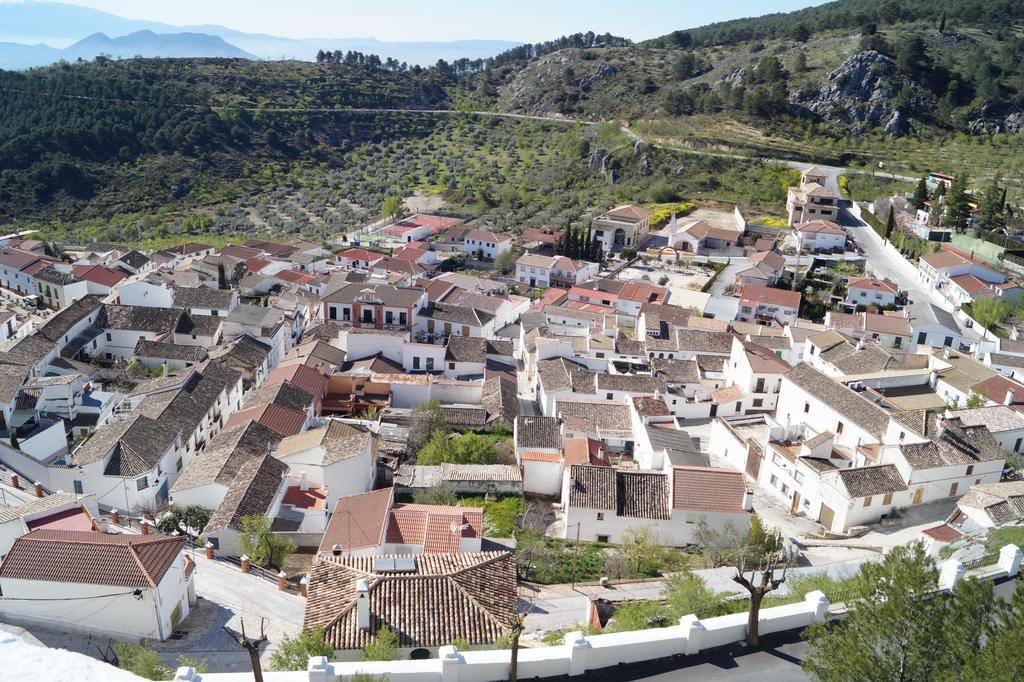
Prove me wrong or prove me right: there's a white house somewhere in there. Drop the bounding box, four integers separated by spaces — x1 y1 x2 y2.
463 229 513 261
918 250 1004 292
845 277 899 308
736 285 801 326
274 420 378 509
0 530 194 642
792 220 846 253
560 464 751 546
515 254 599 289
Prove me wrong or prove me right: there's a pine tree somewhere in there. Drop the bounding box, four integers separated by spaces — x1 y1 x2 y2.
978 175 1007 231
945 173 972 230
930 182 946 225
884 206 896 243
912 177 929 210
939 11 947 33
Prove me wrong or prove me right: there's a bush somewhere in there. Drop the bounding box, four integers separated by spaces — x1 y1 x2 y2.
362 626 399 661
270 628 334 671
238 514 297 570
417 431 497 466
156 505 211 544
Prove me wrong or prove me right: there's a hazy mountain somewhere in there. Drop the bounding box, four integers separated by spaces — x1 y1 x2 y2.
0 1 521 66
0 29 255 68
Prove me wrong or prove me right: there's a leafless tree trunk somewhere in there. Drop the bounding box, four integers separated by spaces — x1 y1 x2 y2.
507 613 525 682
732 554 787 648
224 618 268 682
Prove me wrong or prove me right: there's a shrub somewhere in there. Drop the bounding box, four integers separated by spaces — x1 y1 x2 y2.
270 628 334 671
362 626 399 661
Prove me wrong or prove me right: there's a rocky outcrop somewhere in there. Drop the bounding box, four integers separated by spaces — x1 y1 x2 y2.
965 101 1024 134
578 62 617 91
789 50 931 137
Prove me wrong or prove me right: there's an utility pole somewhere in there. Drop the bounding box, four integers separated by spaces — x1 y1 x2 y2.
570 522 581 589
224 617 268 682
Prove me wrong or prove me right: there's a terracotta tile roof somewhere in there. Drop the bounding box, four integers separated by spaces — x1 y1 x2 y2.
441 464 522 482
795 220 844 235
950 274 993 295
205 454 289 532
386 503 482 552
266 363 328 399
847 277 899 294
283 485 327 510
973 375 1024 405
522 450 562 463
319 488 395 554
672 467 747 513
712 384 746 405
556 400 633 437
603 204 652 221
337 248 384 263
785 363 891 438
305 551 516 650
0 529 185 588
739 284 801 309
224 403 307 437
515 416 562 449
72 264 125 288
922 524 961 542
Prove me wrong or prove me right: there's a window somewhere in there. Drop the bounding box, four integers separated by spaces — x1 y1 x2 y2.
211 310 218 317
136 476 148 491
342 307 351 321
606 393 613 400
836 421 844 434
949 482 959 497
753 399 764 407
399 312 407 325
883 492 893 505
804 402 810 414
597 512 604 521
769 474 778 486
329 307 337 320
1016 438 1022 452
426 357 434 371
863 496 872 507
449 362 456 370
899 431 905 442
918 332 927 344
755 378 765 393
413 357 421 370
893 337 902 349
106 333 112 342
944 336 954 347
73 480 83 494
385 311 393 324
596 535 610 543
966 465 974 476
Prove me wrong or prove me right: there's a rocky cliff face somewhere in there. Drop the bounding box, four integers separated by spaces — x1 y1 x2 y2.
965 101 1024 134
789 50 931 137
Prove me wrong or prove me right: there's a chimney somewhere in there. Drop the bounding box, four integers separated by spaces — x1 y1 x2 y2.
110 508 120 525
742 488 753 511
936 414 946 436
300 471 309 492
943 347 951 360
162 361 169 377
1007 389 1016 406
34 481 43 497
355 578 370 630
332 543 342 557
140 519 150 535
856 338 865 350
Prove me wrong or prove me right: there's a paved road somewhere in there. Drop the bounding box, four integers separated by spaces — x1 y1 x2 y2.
572 631 811 681
708 259 748 297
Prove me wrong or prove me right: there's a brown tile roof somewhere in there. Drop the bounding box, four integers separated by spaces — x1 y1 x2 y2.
835 464 907 498
319 488 395 554
515 416 561 449
847 277 899 294
568 465 669 520
672 466 747 513
739 284 801 309
785 363 891 438
205 454 288 532
305 551 517 650
224 403 307 437
265 363 328 400
522 450 562 463
893 412 1006 468
556 400 633 437
0 529 185 587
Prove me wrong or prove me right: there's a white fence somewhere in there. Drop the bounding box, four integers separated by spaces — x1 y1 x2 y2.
172 590 829 682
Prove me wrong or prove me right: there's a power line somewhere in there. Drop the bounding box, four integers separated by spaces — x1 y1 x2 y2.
1 589 141 601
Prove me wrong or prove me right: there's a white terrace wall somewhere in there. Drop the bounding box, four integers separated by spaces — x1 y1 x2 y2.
173 590 830 682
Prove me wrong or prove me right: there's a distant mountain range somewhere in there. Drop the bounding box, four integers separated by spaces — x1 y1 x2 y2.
0 1 522 69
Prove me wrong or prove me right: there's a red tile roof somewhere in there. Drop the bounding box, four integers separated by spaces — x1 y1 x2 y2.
220 245 262 260
973 375 1024 405
922 523 961 542
671 466 747 513
950 274 993 295
796 220 844 235
318 488 395 554
274 269 316 285
224 403 307 437
0 529 185 587
563 437 609 467
847 277 898 294
266 363 328 399
337 248 383 263
522 450 562 463
247 257 273 273
522 227 561 244
386 503 482 553
72 264 126 288
739 285 801 309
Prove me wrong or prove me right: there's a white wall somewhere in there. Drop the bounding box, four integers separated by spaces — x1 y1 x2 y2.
523 459 562 496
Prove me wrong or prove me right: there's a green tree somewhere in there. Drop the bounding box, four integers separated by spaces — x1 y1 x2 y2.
113 642 171 680
965 391 988 409
971 297 1014 340
663 570 721 619
217 261 227 289
494 248 519 275
238 514 296 570
621 526 668 577
156 504 211 545
883 206 896 243
361 626 399 661
793 52 808 73
895 34 928 78
804 544 996 681
408 400 448 452
380 196 403 223
944 173 972 229
930 181 947 224
977 175 1007 231
912 176 929 209
673 53 705 81
413 480 459 506
939 11 947 33
270 628 334 671
962 581 1024 680
417 431 497 465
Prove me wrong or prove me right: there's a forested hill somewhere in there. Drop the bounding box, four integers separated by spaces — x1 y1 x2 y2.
0 58 453 221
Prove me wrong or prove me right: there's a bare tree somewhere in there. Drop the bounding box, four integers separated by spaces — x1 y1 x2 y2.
732 552 787 648
224 618 268 682
507 612 525 682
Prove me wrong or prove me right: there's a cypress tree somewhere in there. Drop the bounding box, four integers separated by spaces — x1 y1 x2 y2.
913 177 929 210
939 12 946 33
884 206 896 243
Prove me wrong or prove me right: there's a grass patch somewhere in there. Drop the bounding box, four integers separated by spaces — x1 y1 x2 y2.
750 215 789 228
458 495 522 538
984 526 1024 555
648 201 696 227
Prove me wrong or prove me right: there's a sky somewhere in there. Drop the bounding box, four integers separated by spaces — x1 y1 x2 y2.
60 0 831 43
